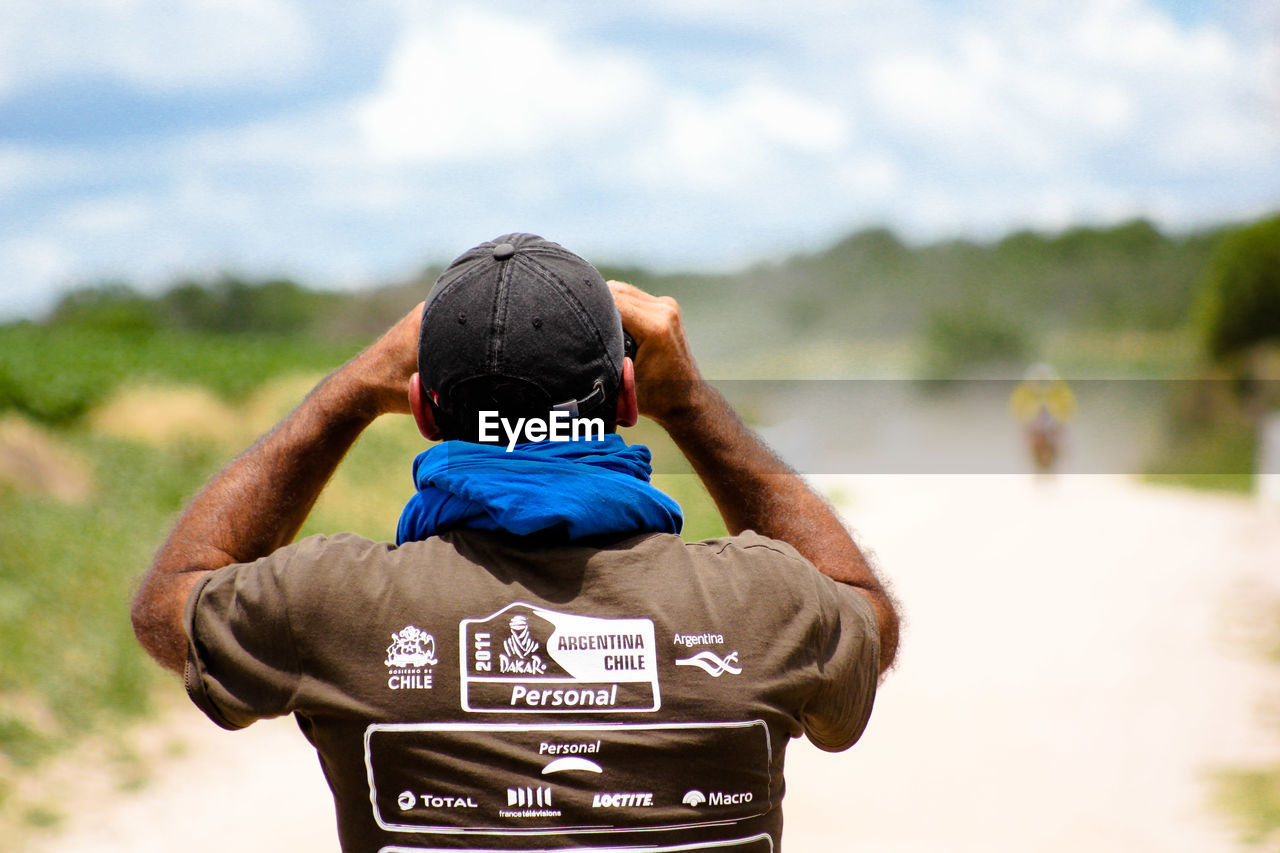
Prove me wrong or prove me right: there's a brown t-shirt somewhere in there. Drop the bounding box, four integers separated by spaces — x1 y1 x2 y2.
184 529 879 852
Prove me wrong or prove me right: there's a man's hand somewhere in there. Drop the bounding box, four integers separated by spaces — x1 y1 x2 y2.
607 280 899 675
343 302 423 418
607 281 703 427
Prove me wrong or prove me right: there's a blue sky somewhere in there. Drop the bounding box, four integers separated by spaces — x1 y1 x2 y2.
1 0 1276 319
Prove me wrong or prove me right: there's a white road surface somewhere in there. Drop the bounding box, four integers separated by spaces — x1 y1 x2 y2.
24 476 1280 852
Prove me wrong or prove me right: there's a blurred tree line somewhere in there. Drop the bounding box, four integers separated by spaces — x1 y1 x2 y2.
45 275 415 340
1198 214 1280 361
603 217 1218 376
50 278 327 337
3 214 1277 424
29 216 1222 345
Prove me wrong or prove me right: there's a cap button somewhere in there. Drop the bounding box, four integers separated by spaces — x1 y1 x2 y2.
492 242 516 260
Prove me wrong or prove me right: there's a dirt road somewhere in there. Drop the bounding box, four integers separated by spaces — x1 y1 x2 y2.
25 476 1280 852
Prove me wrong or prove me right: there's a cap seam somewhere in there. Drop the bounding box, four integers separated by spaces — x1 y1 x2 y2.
488 252 512 371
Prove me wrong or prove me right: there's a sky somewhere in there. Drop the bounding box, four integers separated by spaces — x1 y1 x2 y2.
0 0 1277 319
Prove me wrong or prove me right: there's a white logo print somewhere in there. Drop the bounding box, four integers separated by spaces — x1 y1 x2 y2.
682 790 707 807
395 789 479 811
508 786 553 808
460 603 661 713
385 626 438 690
592 792 653 808
675 650 741 677
385 626 439 668
501 614 548 675
543 756 603 775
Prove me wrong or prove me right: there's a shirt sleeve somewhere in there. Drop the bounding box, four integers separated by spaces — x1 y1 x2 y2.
799 574 881 752
183 544 304 730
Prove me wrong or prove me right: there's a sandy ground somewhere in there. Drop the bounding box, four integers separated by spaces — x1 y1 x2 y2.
22 475 1280 852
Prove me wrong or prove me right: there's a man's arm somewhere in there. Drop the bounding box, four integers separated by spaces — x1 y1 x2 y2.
130 304 423 674
609 282 899 674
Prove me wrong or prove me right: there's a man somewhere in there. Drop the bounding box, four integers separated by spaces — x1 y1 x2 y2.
132 233 899 852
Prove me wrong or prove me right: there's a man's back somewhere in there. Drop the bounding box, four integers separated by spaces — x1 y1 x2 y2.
185 528 879 851
133 237 898 852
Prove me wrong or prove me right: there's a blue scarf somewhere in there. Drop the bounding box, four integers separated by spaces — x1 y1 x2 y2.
396 434 683 544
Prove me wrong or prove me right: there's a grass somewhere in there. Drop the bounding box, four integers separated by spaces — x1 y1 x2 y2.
0 324 357 425
0 432 223 764
1141 369 1260 494
1213 768 1280 847
0 392 248 838
1208 599 1280 848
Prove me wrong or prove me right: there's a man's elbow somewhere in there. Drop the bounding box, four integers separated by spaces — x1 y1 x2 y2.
130 578 186 674
130 584 161 662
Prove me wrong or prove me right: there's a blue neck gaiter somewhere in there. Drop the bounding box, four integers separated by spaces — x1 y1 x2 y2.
396 434 684 544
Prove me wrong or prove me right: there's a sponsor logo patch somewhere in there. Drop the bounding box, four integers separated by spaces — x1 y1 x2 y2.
683 789 754 807
592 792 654 808
682 790 707 807
397 790 478 810
460 603 660 713
500 785 562 819
384 625 438 690
675 650 742 677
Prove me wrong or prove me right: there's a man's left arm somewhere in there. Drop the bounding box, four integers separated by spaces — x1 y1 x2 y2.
130 304 423 674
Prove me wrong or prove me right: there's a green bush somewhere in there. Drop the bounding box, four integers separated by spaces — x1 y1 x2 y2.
1197 215 1280 359
919 307 1031 379
0 326 358 425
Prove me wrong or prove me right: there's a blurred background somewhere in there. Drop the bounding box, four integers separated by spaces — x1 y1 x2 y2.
1 1 1278 850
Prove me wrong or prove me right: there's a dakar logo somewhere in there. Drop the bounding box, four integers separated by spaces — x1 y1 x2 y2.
384 626 439 669
499 614 547 675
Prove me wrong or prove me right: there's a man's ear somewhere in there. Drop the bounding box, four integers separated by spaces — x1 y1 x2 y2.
408 373 443 441
616 358 638 428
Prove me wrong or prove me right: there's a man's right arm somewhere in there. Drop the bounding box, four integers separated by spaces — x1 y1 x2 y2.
609 281 899 675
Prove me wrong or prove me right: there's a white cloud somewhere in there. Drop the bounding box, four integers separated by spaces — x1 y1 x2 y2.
61 194 152 234
357 8 655 163
0 146 87 197
613 81 850 199
0 0 313 93
0 235 76 317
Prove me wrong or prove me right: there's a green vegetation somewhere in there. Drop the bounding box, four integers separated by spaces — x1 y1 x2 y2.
1212 607 1280 847
50 276 342 337
919 306 1030 379
1141 374 1260 493
610 218 1215 372
1140 215 1280 492
1196 215 1280 360
0 427 226 828
1213 767 1280 847
0 324 357 425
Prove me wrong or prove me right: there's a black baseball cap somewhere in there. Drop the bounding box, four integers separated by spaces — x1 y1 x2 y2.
417 233 624 441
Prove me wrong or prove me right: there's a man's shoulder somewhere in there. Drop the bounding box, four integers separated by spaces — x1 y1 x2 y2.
679 530 817 582
685 529 808 563
605 529 823 594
